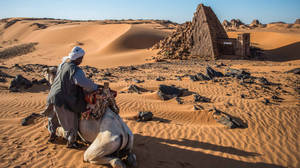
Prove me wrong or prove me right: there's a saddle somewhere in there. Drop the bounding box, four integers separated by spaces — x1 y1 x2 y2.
81 82 119 120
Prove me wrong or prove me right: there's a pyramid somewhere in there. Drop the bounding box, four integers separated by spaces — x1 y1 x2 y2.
153 4 228 60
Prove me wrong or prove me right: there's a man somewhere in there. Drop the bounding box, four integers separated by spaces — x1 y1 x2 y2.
46 46 98 148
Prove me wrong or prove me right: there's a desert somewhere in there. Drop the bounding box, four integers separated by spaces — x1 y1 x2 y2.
0 2 300 168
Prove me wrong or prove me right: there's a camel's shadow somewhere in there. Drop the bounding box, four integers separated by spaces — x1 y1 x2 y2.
133 134 284 168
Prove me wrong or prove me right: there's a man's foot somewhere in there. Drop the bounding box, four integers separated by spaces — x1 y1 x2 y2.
48 133 57 143
66 142 82 149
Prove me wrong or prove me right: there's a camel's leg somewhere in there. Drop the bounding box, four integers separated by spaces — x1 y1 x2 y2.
84 131 126 168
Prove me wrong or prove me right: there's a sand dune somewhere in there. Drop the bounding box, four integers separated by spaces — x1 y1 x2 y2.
0 19 169 68
228 31 300 61
0 18 300 168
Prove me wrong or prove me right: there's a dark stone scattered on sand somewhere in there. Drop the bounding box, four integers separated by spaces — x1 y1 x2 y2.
285 68 300 75
206 66 224 79
225 68 251 79
128 84 148 94
133 79 144 83
156 76 166 81
262 98 270 105
137 111 153 122
189 73 210 82
87 73 93 78
258 77 271 85
31 23 48 29
129 66 138 71
82 65 99 74
176 97 183 104
0 77 6 82
196 73 210 81
194 94 210 103
211 108 245 129
0 70 14 78
104 72 112 77
241 94 246 98
189 75 198 82
21 113 41 126
241 78 255 84
157 84 186 100
194 104 204 110
272 95 283 102
9 75 32 91
216 63 226 68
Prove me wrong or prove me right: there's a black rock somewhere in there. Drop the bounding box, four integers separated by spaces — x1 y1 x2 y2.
259 77 271 85
0 77 6 82
21 113 41 126
216 63 226 68
157 85 186 100
137 111 153 122
241 78 255 84
211 108 245 129
189 75 198 82
225 68 251 79
156 76 165 81
9 75 32 91
241 94 246 98
133 79 144 83
206 66 224 79
272 95 283 102
176 76 182 81
129 66 138 71
194 94 210 103
176 97 183 104
262 98 270 105
104 72 112 77
194 105 204 110
196 73 210 81
87 73 93 78
285 68 300 74
0 70 14 78
128 84 148 94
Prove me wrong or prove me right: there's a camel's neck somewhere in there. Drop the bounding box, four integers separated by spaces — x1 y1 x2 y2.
78 108 117 143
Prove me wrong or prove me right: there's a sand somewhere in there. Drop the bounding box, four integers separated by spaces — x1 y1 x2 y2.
0 18 300 168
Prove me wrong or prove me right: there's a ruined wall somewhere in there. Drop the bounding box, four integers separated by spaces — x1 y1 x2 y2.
217 38 237 55
236 33 250 57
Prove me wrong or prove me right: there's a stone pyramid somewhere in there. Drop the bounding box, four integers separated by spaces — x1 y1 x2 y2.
153 4 228 60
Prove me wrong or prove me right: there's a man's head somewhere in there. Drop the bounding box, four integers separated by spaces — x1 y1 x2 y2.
69 46 85 65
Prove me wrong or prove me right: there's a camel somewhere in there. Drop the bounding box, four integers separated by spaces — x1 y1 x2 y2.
55 84 137 168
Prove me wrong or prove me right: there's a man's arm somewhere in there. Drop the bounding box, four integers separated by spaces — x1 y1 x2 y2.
73 68 98 92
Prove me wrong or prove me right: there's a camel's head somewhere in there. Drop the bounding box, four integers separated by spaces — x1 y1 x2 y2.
44 67 57 85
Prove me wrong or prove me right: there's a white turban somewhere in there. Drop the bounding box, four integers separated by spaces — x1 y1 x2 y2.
61 46 85 64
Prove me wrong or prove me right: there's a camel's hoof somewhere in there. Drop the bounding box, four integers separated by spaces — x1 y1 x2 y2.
111 158 126 168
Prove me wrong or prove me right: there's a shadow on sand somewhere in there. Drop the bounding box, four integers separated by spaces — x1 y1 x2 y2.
134 134 284 168
221 42 300 62
263 42 300 62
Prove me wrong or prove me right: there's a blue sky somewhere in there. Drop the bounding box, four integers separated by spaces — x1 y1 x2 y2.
0 0 299 24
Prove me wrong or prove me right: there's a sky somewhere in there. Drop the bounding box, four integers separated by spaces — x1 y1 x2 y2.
0 0 299 24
